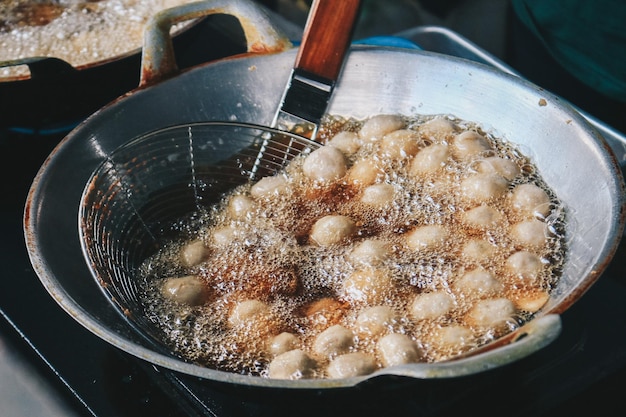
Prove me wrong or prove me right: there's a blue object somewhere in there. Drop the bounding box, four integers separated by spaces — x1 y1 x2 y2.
353 35 421 49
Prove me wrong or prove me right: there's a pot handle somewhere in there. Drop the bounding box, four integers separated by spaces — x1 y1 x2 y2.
373 314 562 379
140 0 292 87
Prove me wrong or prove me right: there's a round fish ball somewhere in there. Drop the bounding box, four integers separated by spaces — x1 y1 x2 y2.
268 332 299 356
250 174 288 198
228 299 270 327
466 298 516 327
359 114 405 142
161 275 209 306
418 117 458 140
228 195 257 220
506 251 544 280
327 352 377 379
211 225 238 247
429 325 474 351
510 219 548 248
510 183 551 218
409 143 450 176
302 146 347 183
180 239 209 267
511 290 550 312
511 183 550 217
328 131 361 155
342 268 395 304
477 156 521 180
455 268 503 297
379 129 420 159
312 324 354 357
347 158 383 186
461 205 504 229
460 173 508 203
462 239 496 262
452 131 491 160
377 333 422 367
355 305 396 336
268 349 316 379
410 291 454 321
361 183 395 206
405 224 449 251
310 215 356 246
349 239 392 266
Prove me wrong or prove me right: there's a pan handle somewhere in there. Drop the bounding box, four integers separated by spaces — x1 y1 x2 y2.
371 314 562 380
140 0 292 87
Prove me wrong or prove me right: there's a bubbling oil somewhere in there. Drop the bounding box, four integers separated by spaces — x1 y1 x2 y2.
137 114 566 379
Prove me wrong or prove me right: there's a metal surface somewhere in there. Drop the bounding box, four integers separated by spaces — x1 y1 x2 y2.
396 26 626 165
24 0 626 390
272 0 360 138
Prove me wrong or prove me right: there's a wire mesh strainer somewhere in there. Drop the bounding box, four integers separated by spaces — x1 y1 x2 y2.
79 122 320 346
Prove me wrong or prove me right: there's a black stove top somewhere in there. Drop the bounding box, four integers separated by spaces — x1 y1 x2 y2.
2 12 626 417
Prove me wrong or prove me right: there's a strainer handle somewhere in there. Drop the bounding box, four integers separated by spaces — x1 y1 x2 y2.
140 0 292 87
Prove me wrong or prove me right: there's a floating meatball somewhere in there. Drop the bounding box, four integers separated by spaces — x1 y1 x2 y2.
180 239 209 267
405 224 449 251
327 352 377 378
452 131 491 160
347 158 383 186
510 183 551 218
310 215 356 246
228 194 257 220
462 238 497 262
466 298 516 327
250 174 288 198
476 156 521 180
379 129 420 160
410 291 454 321
429 325 475 353
342 268 395 304
418 117 458 140
360 183 395 206
460 173 508 203
228 299 271 327
328 131 361 155
268 332 299 356
268 349 316 379
161 275 210 306
302 146 348 183
211 225 238 248
355 305 396 336
461 205 504 229
409 143 450 176
510 219 548 249
358 114 405 142
377 333 422 367
312 325 354 358
455 268 503 297
349 239 392 266
506 251 544 280
510 289 550 312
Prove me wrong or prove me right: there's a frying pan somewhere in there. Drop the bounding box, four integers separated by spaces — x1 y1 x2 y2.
24 0 625 389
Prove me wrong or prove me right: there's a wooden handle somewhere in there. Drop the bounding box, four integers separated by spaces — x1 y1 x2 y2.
294 0 362 82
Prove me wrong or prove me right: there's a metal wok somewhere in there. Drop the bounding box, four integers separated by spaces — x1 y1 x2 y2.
24 0 625 389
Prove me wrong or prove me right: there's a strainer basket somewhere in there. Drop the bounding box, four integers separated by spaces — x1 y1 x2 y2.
79 122 319 347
